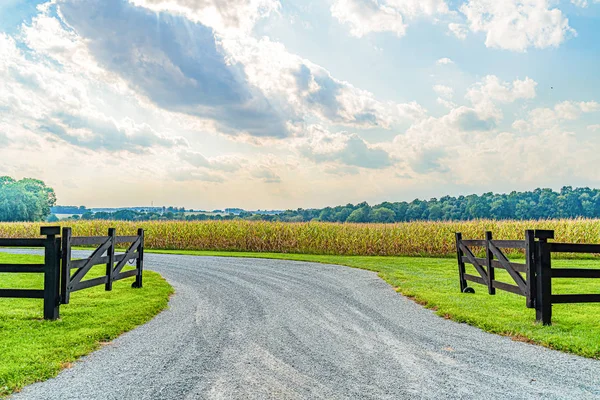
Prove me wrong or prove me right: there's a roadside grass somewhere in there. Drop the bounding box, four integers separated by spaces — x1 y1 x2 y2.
0 252 173 398
149 249 600 359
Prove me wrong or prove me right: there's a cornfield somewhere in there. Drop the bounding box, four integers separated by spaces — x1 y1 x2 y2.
1 219 600 257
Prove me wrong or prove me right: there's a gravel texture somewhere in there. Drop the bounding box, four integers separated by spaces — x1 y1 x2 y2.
7 251 600 399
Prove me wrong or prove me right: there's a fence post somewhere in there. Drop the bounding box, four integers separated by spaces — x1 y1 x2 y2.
132 228 144 288
455 232 467 292
535 230 554 325
525 230 535 309
41 226 61 320
61 227 72 304
485 231 495 295
106 228 116 291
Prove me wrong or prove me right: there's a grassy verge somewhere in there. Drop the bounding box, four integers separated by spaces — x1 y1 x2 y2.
0 252 173 397
149 249 600 359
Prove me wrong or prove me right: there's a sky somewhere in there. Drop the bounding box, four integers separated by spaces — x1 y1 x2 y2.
0 0 599 210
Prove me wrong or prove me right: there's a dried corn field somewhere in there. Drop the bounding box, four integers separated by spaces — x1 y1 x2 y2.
1 219 600 257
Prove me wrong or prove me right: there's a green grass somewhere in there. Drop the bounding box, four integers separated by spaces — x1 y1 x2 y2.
148 249 600 359
0 252 173 397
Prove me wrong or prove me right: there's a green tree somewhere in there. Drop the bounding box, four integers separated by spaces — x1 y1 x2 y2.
318 207 334 222
346 206 371 223
428 205 443 221
371 207 396 223
0 176 56 222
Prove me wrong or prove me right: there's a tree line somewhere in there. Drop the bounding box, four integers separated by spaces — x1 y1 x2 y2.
2 178 599 223
0 176 56 222
64 186 600 223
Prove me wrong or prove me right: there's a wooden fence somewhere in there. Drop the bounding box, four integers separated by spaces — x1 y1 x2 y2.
0 226 144 320
456 229 600 325
0 227 61 320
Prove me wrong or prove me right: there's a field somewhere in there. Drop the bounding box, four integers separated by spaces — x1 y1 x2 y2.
0 253 173 397
2 219 600 257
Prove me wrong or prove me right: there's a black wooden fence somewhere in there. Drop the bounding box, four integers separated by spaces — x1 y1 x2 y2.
0 227 61 320
456 229 600 325
0 226 144 320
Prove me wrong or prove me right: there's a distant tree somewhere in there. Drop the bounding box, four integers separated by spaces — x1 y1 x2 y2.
113 210 137 221
93 211 110 219
40 186 600 224
346 206 371 223
0 176 56 222
466 196 490 219
489 199 511 219
406 201 426 220
371 207 396 223
246 186 600 223
515 200 534 220
428 205 443 221
333 207 353 222
318 207 334 222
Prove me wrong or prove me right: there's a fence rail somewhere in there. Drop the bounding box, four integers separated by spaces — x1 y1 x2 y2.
0 226 144 320
456 229 600 325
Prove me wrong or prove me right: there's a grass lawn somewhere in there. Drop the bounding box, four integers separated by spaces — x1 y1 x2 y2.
0 252 173 397
149 249 600 359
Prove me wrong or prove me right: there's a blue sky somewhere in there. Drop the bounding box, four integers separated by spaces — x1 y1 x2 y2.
0 0 599 209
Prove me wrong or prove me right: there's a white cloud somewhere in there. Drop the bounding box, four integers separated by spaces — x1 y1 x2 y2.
448 23 468 39
588 124 600 132
579 101 600 113
251 167 281 183
448 128 600 186
179 150 243 172
466 76 537 103
39 114 187 153
331 0 407 38
433 84 454 98
127 0 280 35
169 168 226 183
331 0 448 38
437 97 456 109
466 75 537 119
56 0 289 138
220 36 426 130
513 101 600 131
296 126 394 169
396 102 428 121
571 0 600 7
459 0 575 51
436 57 454 65
0 19 190 153
392 107 478 174
332 0 576 52
390 96 600 187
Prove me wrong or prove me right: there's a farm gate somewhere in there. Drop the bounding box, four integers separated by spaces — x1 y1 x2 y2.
0 226 144 320
456 230 600 325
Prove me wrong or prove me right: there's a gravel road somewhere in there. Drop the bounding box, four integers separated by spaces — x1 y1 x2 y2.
8 251 600 399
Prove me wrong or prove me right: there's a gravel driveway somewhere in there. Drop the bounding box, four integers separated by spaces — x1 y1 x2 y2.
8 251 600 399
